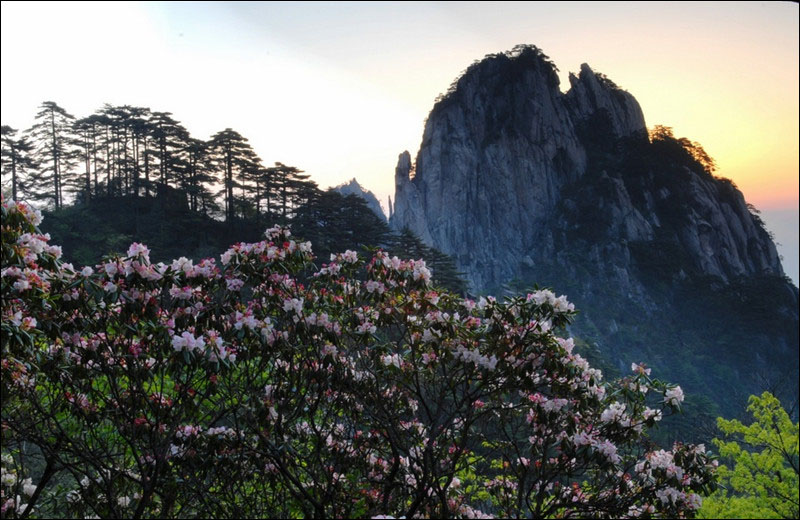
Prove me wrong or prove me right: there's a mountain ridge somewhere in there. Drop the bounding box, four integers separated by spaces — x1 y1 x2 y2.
389 44 797 421
391 45 785 292
331 177 387 221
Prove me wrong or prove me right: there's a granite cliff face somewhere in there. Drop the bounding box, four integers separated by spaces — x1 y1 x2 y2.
390 46 797 419
391 46 784 294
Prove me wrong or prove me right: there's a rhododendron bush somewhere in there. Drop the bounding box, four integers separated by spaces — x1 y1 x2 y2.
1 195 716 519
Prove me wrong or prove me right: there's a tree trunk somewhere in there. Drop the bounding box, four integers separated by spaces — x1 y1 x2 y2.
10 145 17 201
226 146 233 221
133 132 140 197
105 126 112 196
84 131 91 199
50 109 60 209
123 126 129 195
144 136 150 197
92 125 99 196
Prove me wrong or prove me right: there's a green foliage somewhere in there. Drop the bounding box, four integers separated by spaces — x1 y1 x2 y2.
41 191 469 297
699 393 799 519
1 125 38 202
699 495 780 519
291 190 391 262
388 228 468 294
1 196 718 518
40 195 264 266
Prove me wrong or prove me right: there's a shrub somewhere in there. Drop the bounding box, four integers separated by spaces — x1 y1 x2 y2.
1 194 716 518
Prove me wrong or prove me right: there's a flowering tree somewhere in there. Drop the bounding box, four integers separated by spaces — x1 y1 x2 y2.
1 194 716 518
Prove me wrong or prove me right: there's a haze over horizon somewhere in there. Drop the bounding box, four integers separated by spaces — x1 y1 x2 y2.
1 1 797 282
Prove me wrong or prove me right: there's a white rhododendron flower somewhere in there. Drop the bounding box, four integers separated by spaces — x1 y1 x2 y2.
665 386 685 406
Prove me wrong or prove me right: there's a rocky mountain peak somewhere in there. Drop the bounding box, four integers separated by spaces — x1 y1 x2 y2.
390 45 785 293
566 63 647 138
389 45 796 422
331 178 386 221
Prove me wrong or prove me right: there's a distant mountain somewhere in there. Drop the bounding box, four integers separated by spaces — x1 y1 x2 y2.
390 45 798 425
331 178 386 221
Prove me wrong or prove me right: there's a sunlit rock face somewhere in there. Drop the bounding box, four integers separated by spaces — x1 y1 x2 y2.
390 46 784 294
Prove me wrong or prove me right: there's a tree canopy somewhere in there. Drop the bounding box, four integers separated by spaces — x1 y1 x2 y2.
699 393 799 519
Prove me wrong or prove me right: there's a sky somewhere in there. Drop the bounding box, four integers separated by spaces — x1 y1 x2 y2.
1 1 797 281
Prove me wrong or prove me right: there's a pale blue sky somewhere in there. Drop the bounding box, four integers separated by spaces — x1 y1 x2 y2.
1 1 797 281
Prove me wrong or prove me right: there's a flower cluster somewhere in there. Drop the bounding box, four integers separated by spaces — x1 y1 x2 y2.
1 454 35 517
0 194 716 519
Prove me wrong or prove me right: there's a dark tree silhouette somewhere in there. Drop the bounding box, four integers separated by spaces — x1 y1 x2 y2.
208 128 261 222
72 115 106 199
180 137 217 213
262 162 316 223
292 190 389 261
26 101 76 208
149 111 190 191
1 125 38 202
649 125 716 176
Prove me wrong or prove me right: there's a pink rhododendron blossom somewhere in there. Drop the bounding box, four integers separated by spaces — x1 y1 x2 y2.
126 242 151 260
0 198 718 519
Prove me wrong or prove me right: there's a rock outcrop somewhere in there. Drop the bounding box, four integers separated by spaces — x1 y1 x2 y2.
390 45 784 293
331 178 386 221
389 46 797 419
566 63 646 138
390 46 800 418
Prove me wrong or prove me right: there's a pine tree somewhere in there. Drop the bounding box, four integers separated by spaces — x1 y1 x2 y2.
263 162 317 223
72 115 106 200
26 101 76 209
150 111 190 192
91 109 115 196
1 126 38 202
94 105 125 196
180 137 218 214
126 106 153 197
292 190 388 261
208 129 261 222
95 105 163 197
